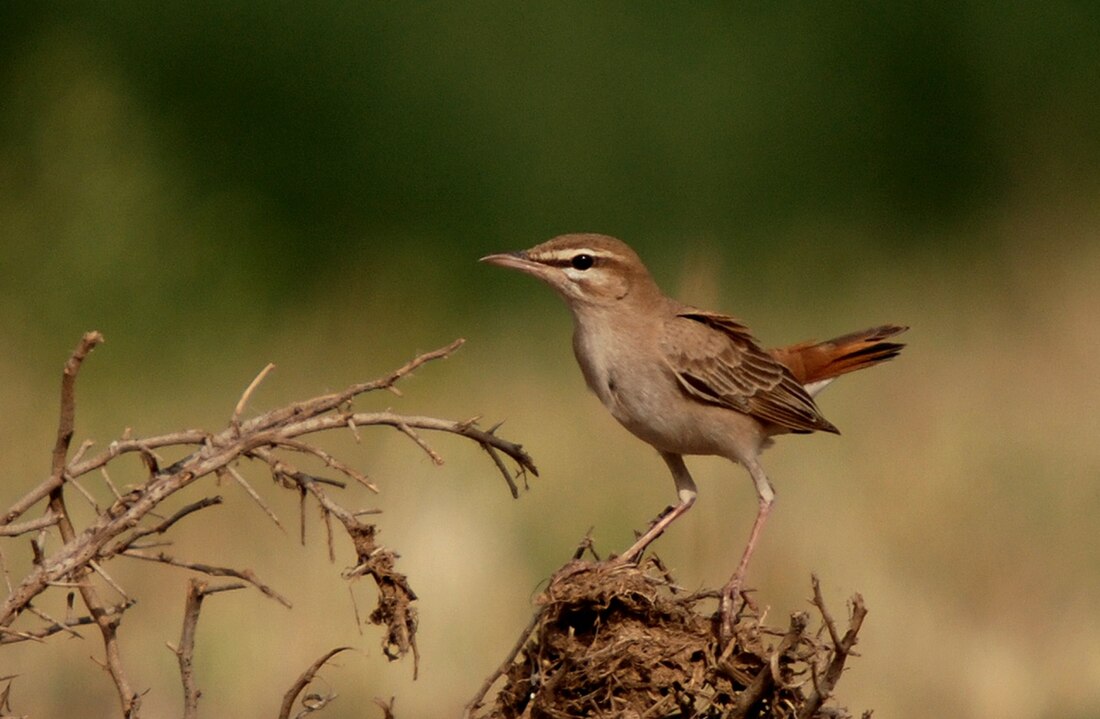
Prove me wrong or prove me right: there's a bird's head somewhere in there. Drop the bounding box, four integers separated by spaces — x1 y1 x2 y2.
481 233 660 309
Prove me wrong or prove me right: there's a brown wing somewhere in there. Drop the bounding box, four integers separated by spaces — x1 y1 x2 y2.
661 310 838 434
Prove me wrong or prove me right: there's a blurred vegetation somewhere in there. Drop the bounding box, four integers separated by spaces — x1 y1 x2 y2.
3 2 1099 353
1 3 1099 719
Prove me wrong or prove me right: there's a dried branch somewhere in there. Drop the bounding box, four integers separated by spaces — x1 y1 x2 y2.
176 579 246 719
223 465 285 529
272 461 421 677
0 513 61 537
373 696 396 719
2 333 539 716
394 420 445 465
108 497 224 556
0 677 16 717
41 333 141 717
0 332 103 524
275 438 379 492
49 331 103 497
22 604 83 641
278 647 353 719
724 611 809 718
232 363 276 431
1 338 534 627
463 610 542 718
797 576 868 719
0 430 209 527
120 550 292 608
0 600 135 645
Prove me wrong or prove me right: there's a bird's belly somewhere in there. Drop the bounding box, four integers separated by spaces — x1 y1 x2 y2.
573 323 767 460
604 368 765 459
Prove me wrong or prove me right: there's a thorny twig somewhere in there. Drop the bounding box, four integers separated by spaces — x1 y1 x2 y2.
120 549 292 608
463 610 542 718
722 611 809 718
175 579 246 719
256 449 424 676
797 575 867 719
42 332 141 716
278 647 353 719
0 600 135 645
0 333 538 717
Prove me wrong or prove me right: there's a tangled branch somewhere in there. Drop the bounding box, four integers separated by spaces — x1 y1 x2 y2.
0 332 538 717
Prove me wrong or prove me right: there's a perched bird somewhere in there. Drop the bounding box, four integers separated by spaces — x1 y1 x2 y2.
482 234 904 635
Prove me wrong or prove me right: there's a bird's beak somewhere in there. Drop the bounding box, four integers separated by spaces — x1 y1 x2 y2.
480 251 550 278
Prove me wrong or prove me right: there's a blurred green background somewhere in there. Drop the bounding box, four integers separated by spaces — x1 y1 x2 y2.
2 3 1099 717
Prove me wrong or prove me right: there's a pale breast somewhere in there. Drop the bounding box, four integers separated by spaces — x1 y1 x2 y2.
570 307 769 461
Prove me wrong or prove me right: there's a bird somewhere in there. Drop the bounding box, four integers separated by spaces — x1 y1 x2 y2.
481 233 905 637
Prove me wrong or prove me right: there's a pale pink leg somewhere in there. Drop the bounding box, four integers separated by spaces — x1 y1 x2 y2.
616 452 696 563
720 457 775 642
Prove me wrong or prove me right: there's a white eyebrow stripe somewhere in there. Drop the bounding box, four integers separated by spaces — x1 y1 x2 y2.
531 248 599 266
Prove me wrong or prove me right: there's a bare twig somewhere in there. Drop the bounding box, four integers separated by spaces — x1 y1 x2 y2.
278 647 353 719
0 547 12 594
463 610 542 718
480 438 521 499
0 600 135 645
0 513 61 537
23 604 83 640
394 421 445 465
796 576 868 719
67 476 100 511
41 333 141 717
0 677 15 717
233 363 276 432
223 465 285 530
275 438 379 493
322 503 336 562
120 549 292 608
70 437 96 466
49 332 103 496
2 388 532 627
99 466 124 502
723 611 809 718
0 429 208 527
1 334 539 715
278 465 421 677
176 579 246 719
276 412 538 480
88 561 131 602
373 696 396 719
108 497 224 556
0 626 45 643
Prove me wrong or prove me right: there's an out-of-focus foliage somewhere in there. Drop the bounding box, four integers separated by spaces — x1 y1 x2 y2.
3 3 1098 346
1 4 1098 719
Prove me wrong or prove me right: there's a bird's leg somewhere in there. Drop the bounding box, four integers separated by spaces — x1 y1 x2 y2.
614 452 697 564
720 457 775 643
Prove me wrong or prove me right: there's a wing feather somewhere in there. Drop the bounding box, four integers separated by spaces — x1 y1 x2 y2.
661 310 838 434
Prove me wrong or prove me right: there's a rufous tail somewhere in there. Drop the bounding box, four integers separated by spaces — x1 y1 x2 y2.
771 324 908 386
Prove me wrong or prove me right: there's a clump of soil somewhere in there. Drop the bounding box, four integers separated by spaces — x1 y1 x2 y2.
472 556 867 719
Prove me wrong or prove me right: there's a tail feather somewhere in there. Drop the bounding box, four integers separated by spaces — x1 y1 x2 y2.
771 324 908 386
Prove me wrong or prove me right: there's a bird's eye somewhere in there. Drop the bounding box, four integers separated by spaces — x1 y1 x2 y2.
571 254 594 270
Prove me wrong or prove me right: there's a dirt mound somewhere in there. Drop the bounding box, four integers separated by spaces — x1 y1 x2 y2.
470 557 867 719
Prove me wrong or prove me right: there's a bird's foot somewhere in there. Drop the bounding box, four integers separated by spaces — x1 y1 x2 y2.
648 504 678 526
718 573 749 647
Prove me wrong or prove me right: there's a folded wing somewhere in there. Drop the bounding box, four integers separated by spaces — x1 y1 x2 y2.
661 310 839 434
